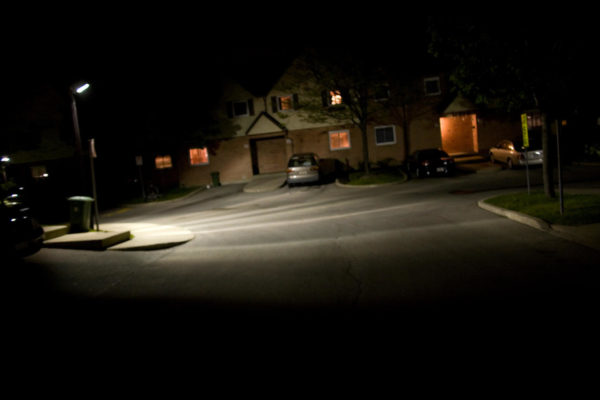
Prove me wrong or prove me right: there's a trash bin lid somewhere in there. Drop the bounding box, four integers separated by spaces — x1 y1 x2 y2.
68 196 94 202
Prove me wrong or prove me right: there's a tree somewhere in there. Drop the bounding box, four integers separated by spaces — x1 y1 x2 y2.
289 48 394 174
428 16 598 198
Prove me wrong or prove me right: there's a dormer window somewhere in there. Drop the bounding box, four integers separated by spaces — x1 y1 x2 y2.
271 94 299 112
226 99 255 118
330 90 343 105
424 77 441 96
322 90 344 107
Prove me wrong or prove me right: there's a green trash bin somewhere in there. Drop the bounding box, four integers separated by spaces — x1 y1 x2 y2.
68 196 94 233
210 171 221 187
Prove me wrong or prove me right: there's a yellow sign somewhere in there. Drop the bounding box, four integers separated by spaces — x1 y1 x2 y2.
521 113 529 148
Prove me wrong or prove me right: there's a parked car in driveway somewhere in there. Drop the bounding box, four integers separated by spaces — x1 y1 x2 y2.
287 153 320 187
1 187 44 258
406 149 455 178
489 139 543 169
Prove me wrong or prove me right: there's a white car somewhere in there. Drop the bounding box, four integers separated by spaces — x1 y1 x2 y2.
286 153 321 187
489 139 543 169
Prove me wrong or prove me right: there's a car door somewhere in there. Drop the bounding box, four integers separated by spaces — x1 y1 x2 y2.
491 141 505 163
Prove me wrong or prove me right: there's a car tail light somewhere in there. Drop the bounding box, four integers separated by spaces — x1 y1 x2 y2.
286 168 293 173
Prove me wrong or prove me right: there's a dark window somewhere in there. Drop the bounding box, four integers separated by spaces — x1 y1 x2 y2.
375 126 396 145
424 77 441 96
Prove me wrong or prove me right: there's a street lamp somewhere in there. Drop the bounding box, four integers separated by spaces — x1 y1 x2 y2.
69 81 90 192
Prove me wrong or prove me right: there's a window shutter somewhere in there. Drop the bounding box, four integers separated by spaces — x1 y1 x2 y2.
340 89 350 105
226 101 233 118
248 99 255 116
271 96 278 113
321 91 329 107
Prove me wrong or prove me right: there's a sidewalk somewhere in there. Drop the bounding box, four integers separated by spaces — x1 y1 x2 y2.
43 222 194 251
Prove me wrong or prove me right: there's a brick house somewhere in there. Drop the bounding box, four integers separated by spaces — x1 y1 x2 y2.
166 59 521 188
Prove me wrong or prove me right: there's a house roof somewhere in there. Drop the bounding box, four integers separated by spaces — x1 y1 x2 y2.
443 95 478 115
245 111 287 136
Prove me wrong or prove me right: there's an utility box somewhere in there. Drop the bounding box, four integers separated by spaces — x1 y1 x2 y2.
68 196 94 233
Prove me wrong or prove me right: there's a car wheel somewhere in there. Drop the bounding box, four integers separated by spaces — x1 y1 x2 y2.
489 153 495 164
507 158 513 169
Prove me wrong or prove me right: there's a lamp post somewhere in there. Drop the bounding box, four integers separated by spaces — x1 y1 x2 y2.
69 82 90 192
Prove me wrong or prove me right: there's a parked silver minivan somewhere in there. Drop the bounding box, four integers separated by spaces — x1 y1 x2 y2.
286 153 320 187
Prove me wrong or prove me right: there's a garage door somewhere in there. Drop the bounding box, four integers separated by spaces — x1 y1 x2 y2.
253 137 287 174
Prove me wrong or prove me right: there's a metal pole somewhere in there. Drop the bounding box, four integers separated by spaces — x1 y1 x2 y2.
525 146 530 195
89 139 100 230
70 91 85 193
555 120 564 216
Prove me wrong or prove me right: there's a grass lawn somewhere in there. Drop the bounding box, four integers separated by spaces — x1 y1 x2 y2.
346 169 407 186
484 190 600 226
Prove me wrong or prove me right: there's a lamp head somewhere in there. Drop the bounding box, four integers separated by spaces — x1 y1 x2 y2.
70 81 90 94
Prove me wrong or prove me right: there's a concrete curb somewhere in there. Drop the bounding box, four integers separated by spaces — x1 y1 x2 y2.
335 171 408 188
44 229 131 250
477 198 551 231
478 195 600 252
42 223 194 251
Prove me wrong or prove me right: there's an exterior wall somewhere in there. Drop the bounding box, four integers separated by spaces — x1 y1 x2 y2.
289 125 362 168
409 115 443 154
477 113 521 151
178 136 253 187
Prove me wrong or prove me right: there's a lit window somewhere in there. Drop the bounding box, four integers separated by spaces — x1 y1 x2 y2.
279 95 293 111
375 126 396 146
189 148 209 166
329 130 351 151
330 90 343 105
155 155 173 169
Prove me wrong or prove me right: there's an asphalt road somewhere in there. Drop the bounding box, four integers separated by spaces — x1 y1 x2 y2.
6 165 600 353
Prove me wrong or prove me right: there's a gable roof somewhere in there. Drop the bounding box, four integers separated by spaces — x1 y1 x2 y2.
245 111 287 135
443 95 478 115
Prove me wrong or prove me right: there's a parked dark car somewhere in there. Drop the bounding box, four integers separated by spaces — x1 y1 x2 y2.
287 153 320 186
1 187 44 258
407 149 455 178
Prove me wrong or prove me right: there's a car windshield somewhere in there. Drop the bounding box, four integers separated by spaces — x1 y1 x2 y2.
288 155 317 167
419 150 448 159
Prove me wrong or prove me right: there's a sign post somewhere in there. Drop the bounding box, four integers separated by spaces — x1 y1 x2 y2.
521 113 531 195
555 120 564 216
136 156 146 200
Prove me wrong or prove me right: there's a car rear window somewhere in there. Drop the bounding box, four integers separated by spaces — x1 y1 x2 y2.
288 156 317 167
419 150 448 159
